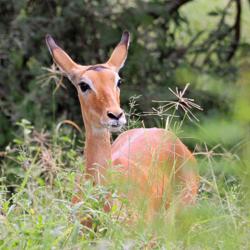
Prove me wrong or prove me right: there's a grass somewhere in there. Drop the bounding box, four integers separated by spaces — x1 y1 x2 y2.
1 87 250 249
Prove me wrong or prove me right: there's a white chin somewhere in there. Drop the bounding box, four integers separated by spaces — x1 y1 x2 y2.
108 125 123 133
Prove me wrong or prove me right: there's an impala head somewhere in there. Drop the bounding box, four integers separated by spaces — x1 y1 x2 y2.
45 31 130 133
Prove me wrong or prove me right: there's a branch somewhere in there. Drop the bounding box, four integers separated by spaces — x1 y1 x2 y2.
226 0 241 61
166 0 195 15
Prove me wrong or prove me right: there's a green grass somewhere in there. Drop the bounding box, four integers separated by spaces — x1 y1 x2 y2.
0 117 249 250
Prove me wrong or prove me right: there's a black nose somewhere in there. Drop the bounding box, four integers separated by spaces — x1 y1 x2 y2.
107 111 123 120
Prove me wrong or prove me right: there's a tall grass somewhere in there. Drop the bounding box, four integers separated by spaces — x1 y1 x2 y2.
1 78 249 249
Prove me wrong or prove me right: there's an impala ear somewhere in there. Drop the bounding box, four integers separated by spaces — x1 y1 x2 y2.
106 31 130 72
45 34 78 76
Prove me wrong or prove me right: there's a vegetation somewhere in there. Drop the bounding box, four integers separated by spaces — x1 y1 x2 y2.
1 0 250 249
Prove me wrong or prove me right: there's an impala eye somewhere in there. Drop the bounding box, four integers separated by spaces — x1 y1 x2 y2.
79 82 91 93
117 79 122 88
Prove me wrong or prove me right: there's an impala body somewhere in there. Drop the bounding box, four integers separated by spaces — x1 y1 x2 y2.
46 32 199 214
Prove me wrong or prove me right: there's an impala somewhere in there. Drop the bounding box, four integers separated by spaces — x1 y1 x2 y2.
45 31 199 215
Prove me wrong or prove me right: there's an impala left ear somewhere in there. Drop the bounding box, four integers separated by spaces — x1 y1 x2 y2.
106 31 130 72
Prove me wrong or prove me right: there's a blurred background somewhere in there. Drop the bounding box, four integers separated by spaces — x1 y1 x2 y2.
1 0 250 248
1 0 250 149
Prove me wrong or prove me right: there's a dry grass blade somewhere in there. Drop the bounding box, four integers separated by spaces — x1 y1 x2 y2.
144 83 203 122
56 120 83 136
194 143 237 160
37 64 66 93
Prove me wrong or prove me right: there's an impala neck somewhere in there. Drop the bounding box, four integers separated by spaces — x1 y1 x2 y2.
83 119 112 184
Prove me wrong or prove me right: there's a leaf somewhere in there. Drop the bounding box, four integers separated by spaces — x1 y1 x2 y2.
207 11 220 16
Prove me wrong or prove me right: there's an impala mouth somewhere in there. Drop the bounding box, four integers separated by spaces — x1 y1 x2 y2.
99 122 123 132
108 124 123 133
106 120 126 133
101 116 126 133
111 124 120 128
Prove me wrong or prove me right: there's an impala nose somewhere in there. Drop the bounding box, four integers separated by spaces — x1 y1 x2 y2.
107 111 124 120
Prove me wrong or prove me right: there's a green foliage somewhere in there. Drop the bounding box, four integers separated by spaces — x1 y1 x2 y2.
1 0 250 248
0 116 250 249
0 0 248 147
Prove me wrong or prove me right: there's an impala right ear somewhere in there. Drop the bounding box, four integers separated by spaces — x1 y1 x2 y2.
106 31 130 72
45 34 78 76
